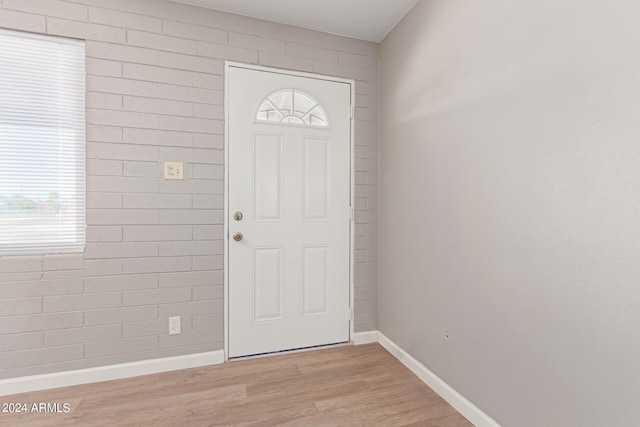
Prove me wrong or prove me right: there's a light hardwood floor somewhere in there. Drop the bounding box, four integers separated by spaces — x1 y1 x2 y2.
0 344 472 426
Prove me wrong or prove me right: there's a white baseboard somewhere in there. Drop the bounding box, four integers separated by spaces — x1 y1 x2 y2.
377 332 499 427
352 330 379 345
0 350 225 397
1 334 498 426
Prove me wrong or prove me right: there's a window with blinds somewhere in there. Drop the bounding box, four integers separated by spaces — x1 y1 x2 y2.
0 29 86 254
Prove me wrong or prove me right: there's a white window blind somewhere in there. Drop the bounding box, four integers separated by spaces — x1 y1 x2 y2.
0 29 85 254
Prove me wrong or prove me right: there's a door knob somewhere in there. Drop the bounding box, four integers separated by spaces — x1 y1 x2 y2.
233 211 243 221
233 232 243 242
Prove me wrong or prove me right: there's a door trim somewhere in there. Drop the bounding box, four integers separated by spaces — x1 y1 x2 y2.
223 62 355 360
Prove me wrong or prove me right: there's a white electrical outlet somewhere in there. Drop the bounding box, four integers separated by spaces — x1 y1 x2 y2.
169 316 181 335
164 162 184 180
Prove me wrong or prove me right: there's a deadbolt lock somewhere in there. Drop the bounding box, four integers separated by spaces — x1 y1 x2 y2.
233 232 243 242
233 211 243 221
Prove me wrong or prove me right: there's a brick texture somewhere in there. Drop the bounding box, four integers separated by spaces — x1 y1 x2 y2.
0 0 378 380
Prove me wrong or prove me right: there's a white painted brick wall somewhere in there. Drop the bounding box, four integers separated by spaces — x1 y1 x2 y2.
1 298 42 317
84 306 158 327
44 325 122 347
2 0 87 21
0 8 46 33
0 0 378 380
0 333 44 353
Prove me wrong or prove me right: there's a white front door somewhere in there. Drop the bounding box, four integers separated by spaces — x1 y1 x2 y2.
227 65 352 358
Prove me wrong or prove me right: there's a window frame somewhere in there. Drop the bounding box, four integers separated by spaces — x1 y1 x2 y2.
255 88 331 128
0 28 86 255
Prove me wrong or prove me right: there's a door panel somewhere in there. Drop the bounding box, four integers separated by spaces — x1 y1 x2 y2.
253 247 283 322
303 137 330 221
227 65 351 358
253 133 283 222
303 246 330 316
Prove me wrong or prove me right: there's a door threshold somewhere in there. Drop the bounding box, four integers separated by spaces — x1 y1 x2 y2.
229 341 351 361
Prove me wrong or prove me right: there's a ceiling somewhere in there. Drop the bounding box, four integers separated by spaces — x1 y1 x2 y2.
170 0 418 42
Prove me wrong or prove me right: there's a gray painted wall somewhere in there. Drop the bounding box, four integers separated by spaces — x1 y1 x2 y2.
0 0 378 379
379 1 640 425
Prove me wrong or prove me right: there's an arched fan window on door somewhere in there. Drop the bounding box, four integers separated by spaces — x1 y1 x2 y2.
256 89 329 127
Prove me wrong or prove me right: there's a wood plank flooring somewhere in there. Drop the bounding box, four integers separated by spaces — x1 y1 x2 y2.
0 344 472 426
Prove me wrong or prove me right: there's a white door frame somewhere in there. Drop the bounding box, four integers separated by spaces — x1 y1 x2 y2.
223 61 355 360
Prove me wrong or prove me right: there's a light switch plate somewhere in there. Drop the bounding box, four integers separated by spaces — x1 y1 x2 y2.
164 162 184 180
